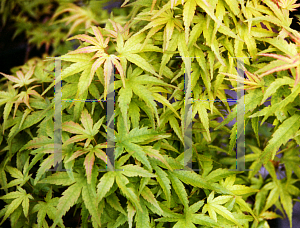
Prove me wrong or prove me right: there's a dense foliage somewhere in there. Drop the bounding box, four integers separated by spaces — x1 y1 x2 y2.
1 0 300 227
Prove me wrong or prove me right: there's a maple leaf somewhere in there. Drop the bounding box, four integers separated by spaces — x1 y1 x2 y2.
14 85 44 112
0 66 37 89
256 29 300 87
0 186 34 225
202 191 242 227
38 170 101 228
149 0 228 46
96 164 156 212
91 52 125 100
66 143 107 184
140 0 184 12
66 26 125 100
115 113 172 171
219 175 259 196
1 165 32 190
51 3 98 37
155 200 219 227
62 109 105 148
117 65 180 132
31 188 64 228
67 26 110 55
134 9 183 51
221 68 266 92
104 19 134 42
277 0 300 11
259 162 300 227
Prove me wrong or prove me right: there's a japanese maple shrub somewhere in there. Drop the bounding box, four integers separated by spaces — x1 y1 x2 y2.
1 0 300 227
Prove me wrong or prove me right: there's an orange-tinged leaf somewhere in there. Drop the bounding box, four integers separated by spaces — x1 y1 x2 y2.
81 109 93 135
67 34 99 47
84 152 95 184
90 57 106 83
245 70 261 84
64 135 89 147
0 72 20 84
259 61 299 78
68 46 101 55
62 121 85 135
0 67 37 88
92 26 105 45
104 57 114 94
259 53 295 63
94 147 107 163
111 55 125 87
66 150 87 163
224 78 258 85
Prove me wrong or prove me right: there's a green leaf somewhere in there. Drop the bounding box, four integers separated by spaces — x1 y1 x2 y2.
255 37 297 57
82 182 101 227
177 32 190 66
260 114 300 163
152 91 181 119
125 53 160 77
224 0 240 16
235 196 256 219
116 173 142 212
153 164 171 207
203 191 242 227
0 187 33 226
60 61 92 81
34 154 56 185
51 182 82 228
194 101 211 141
38 172 77 186
251 117 260 147
191 214 219 227
121 164 156 177
159 31 179 76
173 170 232 194
140 186 163 214
122 142 152 171
260 77 295 105
118 85 133 133
127 201 136 228
205 169 240 182
128 101 140 129
183 0 197 43
76 67 93 99
279 182 293 227
168 115 184 144
215 89 264 130
96 171 115 204
106 193 127 215
0 197 23 225
168 171 189 208
135 199 151 228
